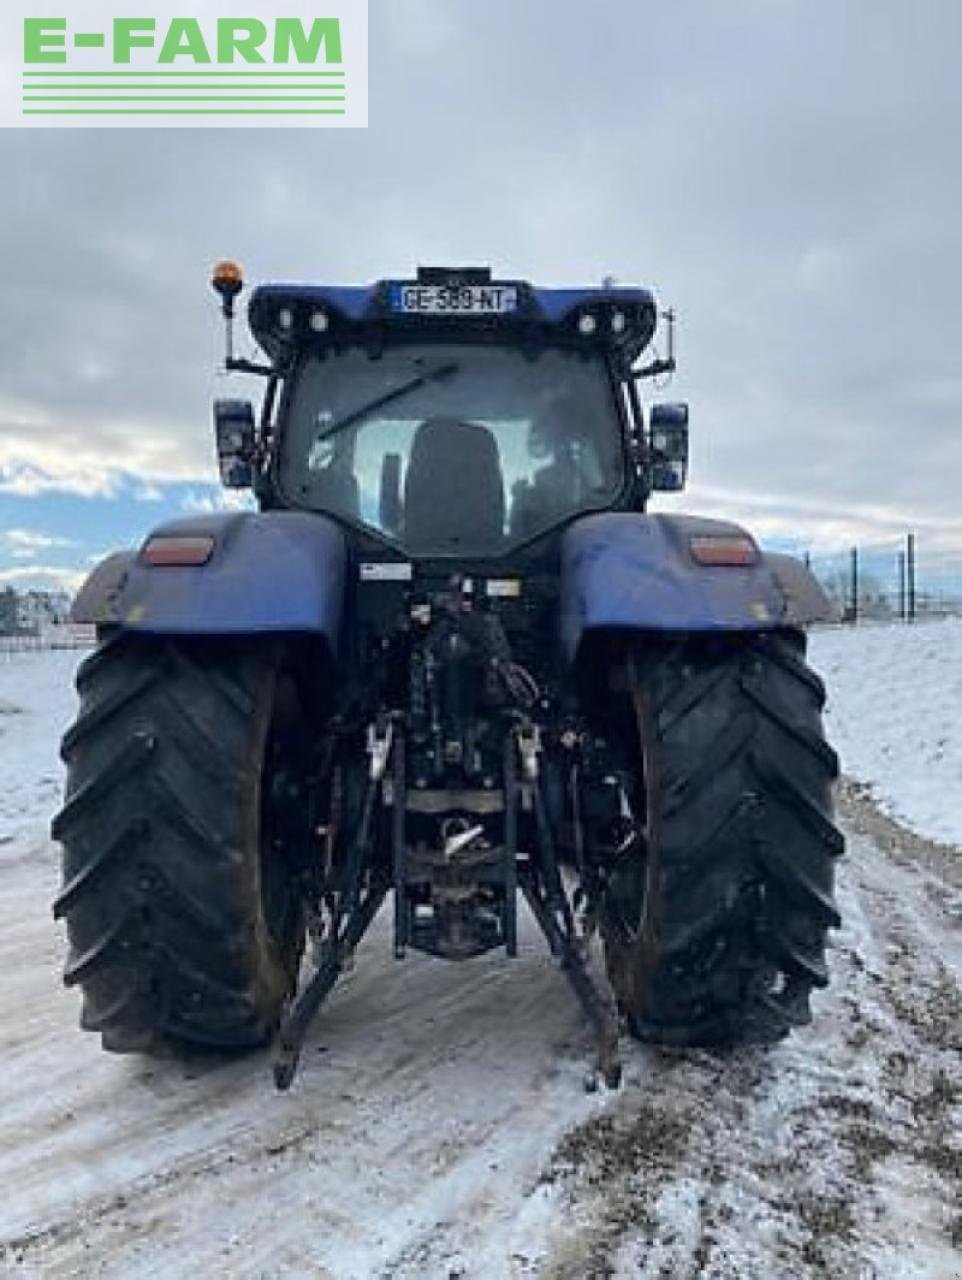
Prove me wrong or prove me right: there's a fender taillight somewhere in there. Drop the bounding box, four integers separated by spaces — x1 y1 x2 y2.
141 536 215 567
689 535 759 567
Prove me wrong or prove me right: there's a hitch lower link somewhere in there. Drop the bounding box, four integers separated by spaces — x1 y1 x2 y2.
511 721 622 1091
272 719 394 1091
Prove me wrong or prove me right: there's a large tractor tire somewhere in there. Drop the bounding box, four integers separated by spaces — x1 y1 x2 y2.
52 635 304 1054
602 630 843 1047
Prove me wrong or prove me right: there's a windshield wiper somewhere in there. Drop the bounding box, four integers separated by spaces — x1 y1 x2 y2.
314 360 460 442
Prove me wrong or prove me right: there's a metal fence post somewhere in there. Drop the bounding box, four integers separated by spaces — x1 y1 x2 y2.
898 550 906 620
907 533 916 622
850 546 859 623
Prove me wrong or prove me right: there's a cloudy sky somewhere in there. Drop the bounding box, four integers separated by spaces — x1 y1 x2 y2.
2 0 961 593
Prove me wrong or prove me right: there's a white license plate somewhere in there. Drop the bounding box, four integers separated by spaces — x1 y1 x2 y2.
391 284 518 315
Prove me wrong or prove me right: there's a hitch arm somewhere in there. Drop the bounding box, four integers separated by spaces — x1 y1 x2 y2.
273 876 387 1091
511 724 622 1089
272 770 383 1091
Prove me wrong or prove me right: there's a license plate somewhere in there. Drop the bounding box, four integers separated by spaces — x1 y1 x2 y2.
390 283 519 316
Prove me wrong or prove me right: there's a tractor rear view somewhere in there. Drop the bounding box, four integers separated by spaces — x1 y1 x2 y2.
53 264 843 1088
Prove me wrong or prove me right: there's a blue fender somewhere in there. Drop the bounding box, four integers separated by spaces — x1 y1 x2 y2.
560 512 829 662
72 512 347 653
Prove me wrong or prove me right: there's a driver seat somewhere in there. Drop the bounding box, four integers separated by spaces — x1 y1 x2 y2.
403 417 505 553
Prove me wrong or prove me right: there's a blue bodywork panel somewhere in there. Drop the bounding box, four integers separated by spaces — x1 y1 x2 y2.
248 279 658 364
72 512 347 651
561 513 789 661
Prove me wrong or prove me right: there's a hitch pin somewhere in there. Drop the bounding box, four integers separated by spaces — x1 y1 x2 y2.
444 824 484 859
367 720 394 782
517 723 542 782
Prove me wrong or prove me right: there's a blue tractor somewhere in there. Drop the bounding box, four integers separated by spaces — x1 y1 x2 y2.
54 265 842 1088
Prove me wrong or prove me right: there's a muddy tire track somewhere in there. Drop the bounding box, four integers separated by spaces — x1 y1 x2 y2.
532 785 962 1279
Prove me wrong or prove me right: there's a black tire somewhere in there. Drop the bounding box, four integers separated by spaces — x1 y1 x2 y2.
601 630 844 1047
52 635 304 1053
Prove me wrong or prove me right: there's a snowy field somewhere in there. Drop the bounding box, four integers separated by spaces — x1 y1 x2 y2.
0 633 960 1278
811 617 962 847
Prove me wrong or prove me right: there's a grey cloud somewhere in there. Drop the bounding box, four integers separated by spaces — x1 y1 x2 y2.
2 0 961 540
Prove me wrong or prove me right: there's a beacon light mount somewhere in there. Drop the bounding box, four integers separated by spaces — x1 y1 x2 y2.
210 259 273 377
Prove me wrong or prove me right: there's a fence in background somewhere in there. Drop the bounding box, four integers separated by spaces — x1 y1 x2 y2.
0 625 96 656
803 534 962 622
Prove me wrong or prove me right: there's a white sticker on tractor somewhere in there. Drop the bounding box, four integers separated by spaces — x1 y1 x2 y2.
360 562 413 582
486 579 522 598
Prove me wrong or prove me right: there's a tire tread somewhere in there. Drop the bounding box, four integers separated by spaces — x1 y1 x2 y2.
603 631 843 1047
53 636 299 1053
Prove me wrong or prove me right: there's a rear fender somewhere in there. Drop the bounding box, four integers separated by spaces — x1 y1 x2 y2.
561 513 834 662
762 551 839 627
72 512 347 655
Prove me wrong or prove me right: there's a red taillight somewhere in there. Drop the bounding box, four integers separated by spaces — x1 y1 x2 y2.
689 535 759 567
142 536 215 567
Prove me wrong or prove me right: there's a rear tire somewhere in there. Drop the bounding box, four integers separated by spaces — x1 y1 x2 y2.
53 635 304 1053
601 630 843 1047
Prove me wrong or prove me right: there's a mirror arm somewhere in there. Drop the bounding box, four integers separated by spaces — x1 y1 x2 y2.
226 356 275 377
634 307 676 382
622 372 652 508
633 356 676 382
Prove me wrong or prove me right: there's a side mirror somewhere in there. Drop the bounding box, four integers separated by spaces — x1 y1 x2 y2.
649 402 689 492
214 399 255 489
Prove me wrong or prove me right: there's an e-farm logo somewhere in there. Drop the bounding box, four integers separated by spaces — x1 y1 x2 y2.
3 2 367 128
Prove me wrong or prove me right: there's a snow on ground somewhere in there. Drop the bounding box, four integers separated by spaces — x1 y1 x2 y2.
0 639 959 1278
0 649 82 849
810 617 962 848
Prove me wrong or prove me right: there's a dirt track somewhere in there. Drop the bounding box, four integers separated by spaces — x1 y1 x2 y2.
0 651 960 1277
0 774 959 1279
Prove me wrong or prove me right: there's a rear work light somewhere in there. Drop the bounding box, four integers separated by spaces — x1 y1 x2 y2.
689 535 759 567
142 536 215 567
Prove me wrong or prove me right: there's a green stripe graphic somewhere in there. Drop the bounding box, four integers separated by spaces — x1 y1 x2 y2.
21 66 351 118
22 86 345 92
23 108 346 115
24 96 345 102
22 70 345 77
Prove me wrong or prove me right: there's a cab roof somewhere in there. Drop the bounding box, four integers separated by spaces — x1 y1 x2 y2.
247 267 658 366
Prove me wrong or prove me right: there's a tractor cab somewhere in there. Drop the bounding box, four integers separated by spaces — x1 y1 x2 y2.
212 264 689 558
